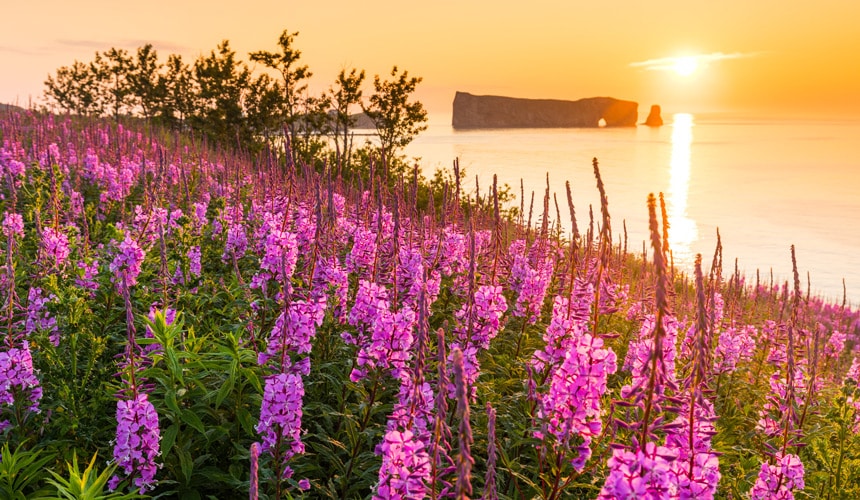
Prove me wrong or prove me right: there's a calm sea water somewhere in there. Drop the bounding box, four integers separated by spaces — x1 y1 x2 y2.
403 113 860 304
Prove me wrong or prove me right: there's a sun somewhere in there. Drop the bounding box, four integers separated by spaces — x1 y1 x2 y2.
673 56 699 76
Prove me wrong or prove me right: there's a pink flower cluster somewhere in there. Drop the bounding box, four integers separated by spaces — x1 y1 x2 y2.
257 228 298 285
622 314 681 399
255 372 305 475
75 259 100 292
0 343 43 428
312 257 349 322
346 280 390 345
258 298 326 370
109 393 161 492
346 226 377 276
509 240 554 324
532 283 594 371
40 227 70 267
446 285 508 401
847 357 860 382
24 287 59 346
353 304 416 382
537 328 617 470
110 235 146 289
2 212 23 238
598 442 678 499
454 284 507 350
222 224 248 262
749 453 805 500
664 399 721 499
188 246 202 277
824 328 847 358
437 226 466 276
0 147 26 179
396 246 439 309
756 365 808 437
373 429 431 499
713 325 757 374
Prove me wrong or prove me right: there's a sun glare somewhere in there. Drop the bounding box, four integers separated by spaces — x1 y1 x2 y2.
673 56 699 76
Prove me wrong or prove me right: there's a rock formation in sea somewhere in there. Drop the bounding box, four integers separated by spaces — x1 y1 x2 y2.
451 91 638 129
644 105 663 127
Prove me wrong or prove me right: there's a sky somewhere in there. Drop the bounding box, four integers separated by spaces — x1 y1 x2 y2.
2 1 859 118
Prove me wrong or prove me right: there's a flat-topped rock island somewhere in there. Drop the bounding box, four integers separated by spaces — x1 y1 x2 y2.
452 91 638 129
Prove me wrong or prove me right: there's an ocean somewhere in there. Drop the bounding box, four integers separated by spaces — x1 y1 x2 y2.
402 112 860 304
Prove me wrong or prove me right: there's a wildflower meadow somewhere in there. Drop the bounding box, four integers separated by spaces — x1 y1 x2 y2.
0 109 858 499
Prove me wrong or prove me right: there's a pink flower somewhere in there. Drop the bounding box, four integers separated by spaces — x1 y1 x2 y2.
846 357 860 382
713 325 757 374
259 298 325 370
598 442 678 500
258 229 298 284
256 372 305 461
222 224 247 262
2 212 23 238
373 430 431 499
749 453 805 500
346 226 377 276
824 328 847 358
109 235 145 289
75 259 100 292
111 393 160 492
188 246 202 277
454 284 508 350
0 343 42 416
41 227 70 267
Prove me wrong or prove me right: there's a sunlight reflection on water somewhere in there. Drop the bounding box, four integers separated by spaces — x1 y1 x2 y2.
667 113 698 268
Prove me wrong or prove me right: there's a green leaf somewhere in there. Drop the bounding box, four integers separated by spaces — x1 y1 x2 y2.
164 391 181 415
162 423 180 456
180 409 206 435
236 407 256 436
214 375 234 409
177 447 194 486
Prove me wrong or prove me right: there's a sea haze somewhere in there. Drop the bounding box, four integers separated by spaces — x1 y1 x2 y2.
403 113 860 303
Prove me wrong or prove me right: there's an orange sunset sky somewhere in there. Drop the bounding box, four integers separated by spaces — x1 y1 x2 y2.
2 0 858 118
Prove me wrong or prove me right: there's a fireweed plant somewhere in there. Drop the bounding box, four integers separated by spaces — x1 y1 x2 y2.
0 110 858 499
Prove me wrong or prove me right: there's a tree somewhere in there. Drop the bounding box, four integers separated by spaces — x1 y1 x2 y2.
192 40 251 146
127 44 163 122
156 54 196 130
329 68 365 169
92 48 133 122
294 92 332 165
245 73 285 150
363 66 428 164
44 60 100 116
249 30 311 162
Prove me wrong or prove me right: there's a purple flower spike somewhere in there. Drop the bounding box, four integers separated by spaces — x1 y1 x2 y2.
2 212 23 238
373 429 431 499
111 393 161 492
110 235 145 289
256 373 306 459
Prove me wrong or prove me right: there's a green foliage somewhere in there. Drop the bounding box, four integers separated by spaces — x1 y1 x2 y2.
41 454 143 500
0 443 54 499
